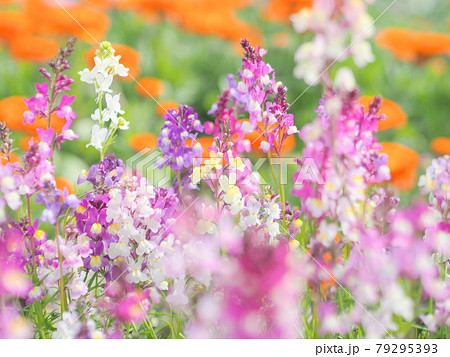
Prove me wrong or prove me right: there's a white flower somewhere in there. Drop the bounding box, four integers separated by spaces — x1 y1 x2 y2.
5 192 21 210
242 200 261 228
196 219 217 235
260 75 270 85
266 201 281 220
237 81 248 93
352 40 375 68
249 100 261 113
87 125 108 151
126 260 149 284
240 120 254 133
259 141 270 152
305 197 326 218
78 68 94 84
108 239 131 259
67 276 88 300
316 221 338 247
105 93 124 115
219 176 242 205
136 238 152 256
166 279 189 307
290 9 311 33
91 109 103 122
111 116 129 130
287 125 298 135
146 217 161 233
229 198 244 215
95 72 113 94
242 69 253 79
335 67 357 92
267 220 280 239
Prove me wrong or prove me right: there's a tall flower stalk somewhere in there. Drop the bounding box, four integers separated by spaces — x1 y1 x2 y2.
79 41 130 160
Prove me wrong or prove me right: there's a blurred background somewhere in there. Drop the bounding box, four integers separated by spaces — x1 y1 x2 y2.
0 0 449 201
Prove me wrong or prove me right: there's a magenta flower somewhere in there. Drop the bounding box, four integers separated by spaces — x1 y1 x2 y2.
113 292 151 323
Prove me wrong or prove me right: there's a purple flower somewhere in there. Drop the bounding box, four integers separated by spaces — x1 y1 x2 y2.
80 154 124 190
157 105 204 173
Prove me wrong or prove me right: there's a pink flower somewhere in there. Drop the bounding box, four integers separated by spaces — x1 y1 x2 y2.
0 264 32 298
0 306 32 339
113 292 151 323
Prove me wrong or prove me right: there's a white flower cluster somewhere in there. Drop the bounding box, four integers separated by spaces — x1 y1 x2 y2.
79 41 130 154
291 0 376 85
105 177 176 287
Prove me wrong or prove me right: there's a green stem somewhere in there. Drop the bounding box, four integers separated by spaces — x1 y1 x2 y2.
267 151 281 193
26 195 37 276
55 223 66 314
279 159 287 228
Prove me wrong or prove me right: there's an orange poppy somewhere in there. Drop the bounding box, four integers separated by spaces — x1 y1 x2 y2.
129 132 158 152
1 152 19 165
0 11 32 44
24 0 111 44
81 0 116 9
380 142 419 191
376 28 450 63
414 32 450 56
359 96 407 131
261 0 312 23
0 96 28 131
185 137 215 154
9 34 59 62
135 77 164 98
155 100 179 117
85 43 140 80
0 96 66 134
430 137 450 156
173 1 262 44
55 177 75 195
19 135 34 151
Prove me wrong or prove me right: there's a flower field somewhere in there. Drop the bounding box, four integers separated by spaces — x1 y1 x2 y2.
0 0 449 340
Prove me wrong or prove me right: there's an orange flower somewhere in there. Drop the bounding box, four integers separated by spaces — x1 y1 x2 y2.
85 43 140 80
1 152 19 166
9 34 59 62
359 96 407 131
431 137 450 156
0 11 32 44
24 0 111 44
414 32 450 56
0 96 28 131
0 96 66 134
19 135 35 151
81 0 116 9
129 132 158 152
380 142 419 191
185 137 215 154
261 0 312 23
55 177 75 196
376 28 450 63
155 100 179 117
135 77 164 98
173 1 261 44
